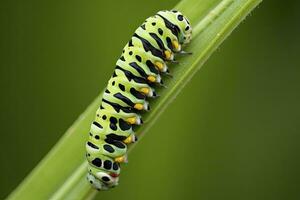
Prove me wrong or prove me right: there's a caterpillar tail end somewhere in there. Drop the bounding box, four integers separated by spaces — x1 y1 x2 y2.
87 171 119 191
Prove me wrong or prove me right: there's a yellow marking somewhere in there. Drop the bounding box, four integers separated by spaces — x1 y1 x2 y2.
155 62 164 71
115 156 126 163
134 103 143 110
123 135 134 144
147 75 156 82
140 87 150 95
126 117 136 125
172 40 180 51
164 50 172 60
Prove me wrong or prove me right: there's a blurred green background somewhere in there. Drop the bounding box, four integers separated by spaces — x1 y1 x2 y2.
1 0 299 199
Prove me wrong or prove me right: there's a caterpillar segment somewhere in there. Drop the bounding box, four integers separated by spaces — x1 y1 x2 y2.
86 10 192 190
109 75 156 99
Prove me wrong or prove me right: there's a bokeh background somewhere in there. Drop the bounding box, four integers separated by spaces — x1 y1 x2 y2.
1 0 299 199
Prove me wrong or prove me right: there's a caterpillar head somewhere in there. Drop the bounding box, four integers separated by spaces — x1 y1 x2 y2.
87 166 119 190
157 10 192 45
170 10 192 44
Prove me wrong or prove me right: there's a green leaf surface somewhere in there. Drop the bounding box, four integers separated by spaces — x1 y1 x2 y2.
6 0 261 199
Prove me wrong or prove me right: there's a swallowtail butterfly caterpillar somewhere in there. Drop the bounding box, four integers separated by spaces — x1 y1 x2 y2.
86 10 192 190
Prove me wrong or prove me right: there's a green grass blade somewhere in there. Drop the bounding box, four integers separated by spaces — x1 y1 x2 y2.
6 0 261 199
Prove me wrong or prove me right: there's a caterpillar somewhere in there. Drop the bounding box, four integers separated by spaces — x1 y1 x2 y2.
86 10 192 190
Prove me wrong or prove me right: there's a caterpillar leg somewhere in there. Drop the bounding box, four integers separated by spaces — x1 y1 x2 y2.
168 60 179 64
164 50 173 60
177 50 192 55
115 155 128 163
172 40 181 52
154 61 167 72
126 116 142 125
123 134 137 144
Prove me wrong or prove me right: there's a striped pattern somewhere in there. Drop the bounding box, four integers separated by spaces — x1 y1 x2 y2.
86 10 192 190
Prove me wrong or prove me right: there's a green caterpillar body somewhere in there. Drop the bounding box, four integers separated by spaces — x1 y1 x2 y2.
86 10 192 190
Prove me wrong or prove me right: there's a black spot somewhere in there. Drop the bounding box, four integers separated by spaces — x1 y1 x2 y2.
93 121 103 129
141 24 146 30
112 81 115 86
92 158 102 167
87 142 99 149
119 84 125 91
110 117 118 124
120 56 125 61
104 160 112 170
129 51 133 55
87 153 90 157
102 176 110 182
110 123 117 131
152 22 156 26
95 135 100 140
172 10 178 13
90 181 93 184
105 138 126 149
100 105 104 109
158 28 163 35
122 49 125 53
112 71 117 77
114 141 126 149
135 55 142 62
177 15 184 21
102 115 107 120
185 26 190 31
106 133 127 141
105 89 110 94
89 132 93 136
113 162 119 170
103 144 115 153
119 118 131 131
